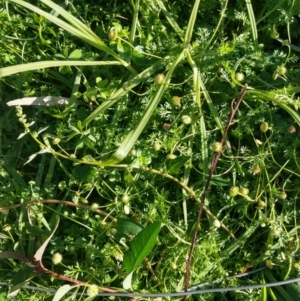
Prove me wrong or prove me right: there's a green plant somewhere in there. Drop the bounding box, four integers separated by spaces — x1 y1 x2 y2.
1 0 300 300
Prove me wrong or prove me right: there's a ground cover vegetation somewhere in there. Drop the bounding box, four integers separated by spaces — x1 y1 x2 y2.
1 0 300 300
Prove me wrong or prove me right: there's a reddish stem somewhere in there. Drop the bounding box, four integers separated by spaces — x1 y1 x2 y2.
184 85 248 298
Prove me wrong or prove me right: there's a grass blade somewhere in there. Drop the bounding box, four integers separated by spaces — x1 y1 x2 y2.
0 60 121 78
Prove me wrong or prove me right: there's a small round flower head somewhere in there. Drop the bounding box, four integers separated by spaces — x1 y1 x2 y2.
229 186 239 197
123 204 130 215
52 138 61 145
58 181 67 190
130 149 137 156
90 203 99 211
167 153 177 160
122 194 130 203
153 142 161 151
266 259 273 269
182 115 192 124
213 219 221 228
277 65 287 75
87 285 99 297
255 139 263 145
108 29 118 41
3 225 12 232
272 228 281 236
251 165 261 175
154 74 165 85
211 142 222 152
52 253 63 265
257 200 266 209
235 72 245 81
172 96 181 106
240 187 249 195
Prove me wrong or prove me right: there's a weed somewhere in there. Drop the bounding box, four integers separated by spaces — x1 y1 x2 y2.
1 0 300 300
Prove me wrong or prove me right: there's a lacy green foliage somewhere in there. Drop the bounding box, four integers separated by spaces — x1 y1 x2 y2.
1 0 300 300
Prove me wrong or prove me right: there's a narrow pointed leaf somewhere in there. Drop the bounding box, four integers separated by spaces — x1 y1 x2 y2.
34 216 59 261
53 284 77 301
0 60 121 78
0 251 30 262
105 51 185 164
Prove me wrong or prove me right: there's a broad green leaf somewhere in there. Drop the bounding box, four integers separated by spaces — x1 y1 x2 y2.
8 267 35 298
123 169 135 185
284 282 300 300
114 215 144 237
73 165 96 182
166 156 190 174
0 251 30 262
210 176 232 186
12 266 35 285
7 281 26 298
124 221 161 274
131 46 148 66
68 49 82 59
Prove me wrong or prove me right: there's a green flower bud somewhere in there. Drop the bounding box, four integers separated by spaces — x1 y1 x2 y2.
154 74 165 85
167 154 177 160
122 194 130 203
90 203 99 211
213 219 221 228
240 187 249 195
108 29 118 41
278 192 287 200
58 181 67 190
270 25 279 39
52 138 61 145
260 122 269 132
153 142 161 151
229 186 239 197
277 65 287 75
123 204 130 215
266 259 273 269
258 200 266 209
